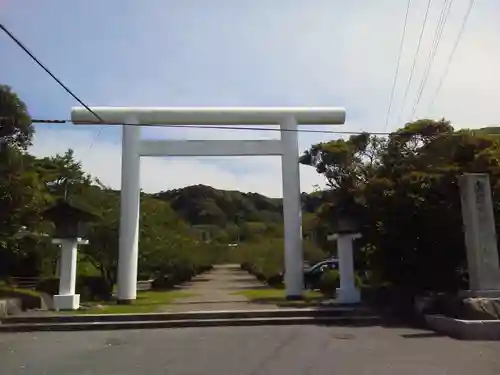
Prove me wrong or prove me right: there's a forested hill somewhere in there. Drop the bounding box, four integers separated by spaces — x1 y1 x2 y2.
152 184 324 227
153 184 282 226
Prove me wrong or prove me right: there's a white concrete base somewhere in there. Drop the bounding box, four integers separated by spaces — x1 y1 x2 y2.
53 294 80 311
336 287 361 304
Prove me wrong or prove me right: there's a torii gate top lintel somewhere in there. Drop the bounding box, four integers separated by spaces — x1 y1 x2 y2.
71 106 346 126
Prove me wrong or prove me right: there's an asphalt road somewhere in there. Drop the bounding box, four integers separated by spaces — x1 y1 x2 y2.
1 325 499 375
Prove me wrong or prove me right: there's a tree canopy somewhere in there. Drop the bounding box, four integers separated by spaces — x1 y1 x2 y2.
301 118 500 292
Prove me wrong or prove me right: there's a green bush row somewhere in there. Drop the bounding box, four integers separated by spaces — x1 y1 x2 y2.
151 264 214 290
240 261 284 288
236 238 330 289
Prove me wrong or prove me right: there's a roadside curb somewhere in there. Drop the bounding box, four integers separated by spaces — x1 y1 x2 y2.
2 306 370 323
0 315 382 332
0 306 381 332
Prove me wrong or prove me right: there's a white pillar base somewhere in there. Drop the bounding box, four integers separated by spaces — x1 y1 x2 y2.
328 232 361 304
336 287 360 304
53 294 80 310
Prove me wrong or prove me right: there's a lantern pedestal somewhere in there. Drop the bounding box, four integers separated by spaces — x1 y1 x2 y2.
53 294 80 311
327 232 361 304
52 238 88 311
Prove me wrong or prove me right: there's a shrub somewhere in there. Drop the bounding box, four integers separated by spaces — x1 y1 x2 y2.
151 275 176 290
266 273 284 287
79 276 112 301
254 272 266 282
195 265 213 274
36 277 60 296
247 264 257 275
240 262 251 271
36 276 112 302
171 265 195 284
319 269 340 296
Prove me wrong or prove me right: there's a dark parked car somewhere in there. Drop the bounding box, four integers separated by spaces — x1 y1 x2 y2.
303 258 339 290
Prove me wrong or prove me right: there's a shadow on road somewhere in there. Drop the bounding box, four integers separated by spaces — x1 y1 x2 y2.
167 300 251 305
225 285 272 291
401 332 444 339
186 277 212 283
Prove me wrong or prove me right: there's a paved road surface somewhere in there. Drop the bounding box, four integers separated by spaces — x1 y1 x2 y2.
1 325 499 374
165 264 277 311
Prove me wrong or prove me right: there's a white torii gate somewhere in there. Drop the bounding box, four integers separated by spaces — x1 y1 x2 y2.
71 107 346 302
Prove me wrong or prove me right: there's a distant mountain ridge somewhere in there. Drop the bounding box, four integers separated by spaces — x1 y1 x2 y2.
153 184 324 227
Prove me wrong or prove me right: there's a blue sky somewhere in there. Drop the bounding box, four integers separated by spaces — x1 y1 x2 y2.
2 0 500 197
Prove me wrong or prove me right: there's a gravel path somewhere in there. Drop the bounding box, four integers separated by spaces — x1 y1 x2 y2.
164 264 277 311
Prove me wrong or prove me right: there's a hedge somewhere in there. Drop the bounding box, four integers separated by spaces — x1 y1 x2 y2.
319 269 340 296
150 263 214 290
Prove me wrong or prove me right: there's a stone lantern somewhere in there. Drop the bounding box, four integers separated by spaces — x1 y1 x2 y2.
43 199 98 310
330 210 359 235
326 210 361 304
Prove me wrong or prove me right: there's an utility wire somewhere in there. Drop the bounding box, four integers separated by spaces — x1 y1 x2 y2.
396 0 433 127
29 118 500 137
410 0 453 119
426 0 476 115
383 0 412 132
410 0 453 120
31 118 377 135
0 22 105 150
0 23 103 123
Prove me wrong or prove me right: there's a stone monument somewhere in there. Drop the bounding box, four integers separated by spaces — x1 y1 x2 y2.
458 173 500 297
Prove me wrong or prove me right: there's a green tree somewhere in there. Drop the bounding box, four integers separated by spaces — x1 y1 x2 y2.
0 85 34 150
301 118 499 293
36 149 93 199
0 85 46 278
81 189 120 291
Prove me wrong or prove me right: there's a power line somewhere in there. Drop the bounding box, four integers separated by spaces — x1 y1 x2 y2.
410 0 453 120
426 0 476 115
30 118 500 137
0 22 103 123
396 0 433 127
31 118 378 135
383 0 412 132
1 22 106 151
410 0 454 120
